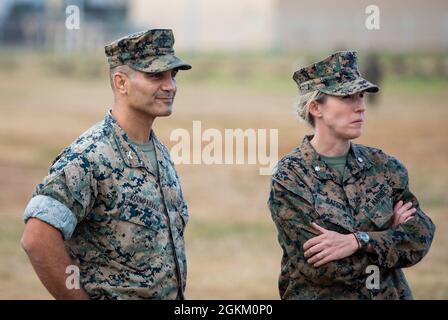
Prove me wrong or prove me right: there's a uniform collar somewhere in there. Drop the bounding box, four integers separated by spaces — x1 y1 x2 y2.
298 135 372 183
105 109 168 175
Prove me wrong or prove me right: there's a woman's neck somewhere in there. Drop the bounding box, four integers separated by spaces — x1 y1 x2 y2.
310 132 350 157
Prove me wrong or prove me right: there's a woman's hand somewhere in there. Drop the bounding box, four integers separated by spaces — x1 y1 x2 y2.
303 223 359 268
392 200 416 228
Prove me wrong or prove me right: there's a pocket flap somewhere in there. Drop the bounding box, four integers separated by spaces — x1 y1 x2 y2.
314 194 355 233
362 185 394 230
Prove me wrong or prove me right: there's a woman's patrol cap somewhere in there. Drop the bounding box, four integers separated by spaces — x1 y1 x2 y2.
105 29 191 73
293 51 379 96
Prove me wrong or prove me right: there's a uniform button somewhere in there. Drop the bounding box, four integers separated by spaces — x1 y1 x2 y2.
357 157 363 163
314 166 321 172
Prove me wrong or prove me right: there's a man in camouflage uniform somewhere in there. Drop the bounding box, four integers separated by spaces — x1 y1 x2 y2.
21 29 191 299
268 51 435 299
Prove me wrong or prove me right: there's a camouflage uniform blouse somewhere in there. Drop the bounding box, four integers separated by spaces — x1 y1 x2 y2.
24 110 189 299
268 135 435 299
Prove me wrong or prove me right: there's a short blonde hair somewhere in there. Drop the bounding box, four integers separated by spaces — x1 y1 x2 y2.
295 90 327 128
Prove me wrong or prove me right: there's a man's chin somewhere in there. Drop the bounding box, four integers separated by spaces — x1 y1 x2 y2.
150 103 173 117
156 108 173 117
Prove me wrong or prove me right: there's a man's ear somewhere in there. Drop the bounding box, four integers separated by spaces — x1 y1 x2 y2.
308 100 322 119
113 72 128 95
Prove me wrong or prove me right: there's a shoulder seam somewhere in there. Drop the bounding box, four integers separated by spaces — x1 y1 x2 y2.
52 120 112 165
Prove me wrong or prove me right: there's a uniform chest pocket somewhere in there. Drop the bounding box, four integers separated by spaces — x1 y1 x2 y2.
362 183 394 230
314 194 355 233
120 195 166 232
114 199 168 272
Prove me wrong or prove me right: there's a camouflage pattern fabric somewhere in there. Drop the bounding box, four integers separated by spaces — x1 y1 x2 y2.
30 110 189 300
293 51 379 96
268 135 435 299
105 29 191 73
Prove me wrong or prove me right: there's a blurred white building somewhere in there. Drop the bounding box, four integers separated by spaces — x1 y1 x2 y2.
129 0 448 52
1 0 447 52
129 0 274 51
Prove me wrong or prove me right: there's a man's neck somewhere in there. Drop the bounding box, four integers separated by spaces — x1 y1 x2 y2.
310 130 350 157
111 103 154 144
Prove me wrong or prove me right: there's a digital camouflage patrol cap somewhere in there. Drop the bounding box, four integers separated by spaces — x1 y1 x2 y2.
105 29 191 73
293 51 379 96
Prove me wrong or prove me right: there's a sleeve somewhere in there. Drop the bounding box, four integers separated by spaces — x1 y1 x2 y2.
23 155 97 240
174 166 189 225
365 156 436 268
268 165 374 287
164 142 189 223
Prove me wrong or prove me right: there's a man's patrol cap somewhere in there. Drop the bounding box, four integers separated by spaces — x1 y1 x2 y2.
293 51 379 96
105 29 191 73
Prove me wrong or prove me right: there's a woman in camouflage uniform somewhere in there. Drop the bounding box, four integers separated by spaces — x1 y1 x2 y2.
268 51 435 299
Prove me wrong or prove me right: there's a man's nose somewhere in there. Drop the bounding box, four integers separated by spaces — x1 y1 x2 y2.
161 75 176 91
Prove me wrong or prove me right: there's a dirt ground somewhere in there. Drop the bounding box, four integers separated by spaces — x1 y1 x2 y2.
0 54 447 299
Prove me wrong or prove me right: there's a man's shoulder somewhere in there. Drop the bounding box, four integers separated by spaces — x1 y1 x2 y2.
50 119 115 171
72 119 112 152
